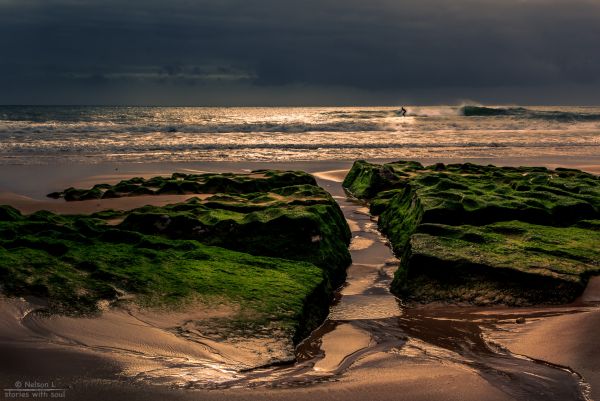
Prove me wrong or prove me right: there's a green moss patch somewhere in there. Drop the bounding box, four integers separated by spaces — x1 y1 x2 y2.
0 205 330 342
48 170 317 200
104 185 350 285
343 160 600 305
1 170 352 343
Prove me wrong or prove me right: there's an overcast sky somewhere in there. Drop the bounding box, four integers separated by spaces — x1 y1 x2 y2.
1 0 599 105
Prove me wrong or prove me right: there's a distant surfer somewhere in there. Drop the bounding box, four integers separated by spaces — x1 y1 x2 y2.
399 107 407 117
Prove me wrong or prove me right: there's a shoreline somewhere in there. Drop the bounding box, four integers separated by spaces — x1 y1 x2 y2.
1 157 599 400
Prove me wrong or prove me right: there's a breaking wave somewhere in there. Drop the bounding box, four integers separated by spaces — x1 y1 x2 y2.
461 106 600 122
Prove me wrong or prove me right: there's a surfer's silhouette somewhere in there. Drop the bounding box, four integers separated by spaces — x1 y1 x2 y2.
399 107 407 117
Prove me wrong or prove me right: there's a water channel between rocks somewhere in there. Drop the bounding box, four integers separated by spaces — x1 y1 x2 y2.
154 175 595 401
265 175 593 401
200 176 595 401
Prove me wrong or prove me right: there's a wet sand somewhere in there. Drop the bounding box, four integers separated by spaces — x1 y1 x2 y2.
0 192 205 215
1 156 599 400
497 310 600 401
488 278 600 400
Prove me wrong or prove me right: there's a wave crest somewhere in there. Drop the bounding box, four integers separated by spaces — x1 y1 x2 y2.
461 106 600 122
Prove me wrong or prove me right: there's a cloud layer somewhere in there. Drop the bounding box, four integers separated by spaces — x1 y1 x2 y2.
1 0 599 105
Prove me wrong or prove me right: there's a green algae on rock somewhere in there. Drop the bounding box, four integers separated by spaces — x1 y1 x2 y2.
47 170 352 286
343 160 600 305
1 171 351 345
90 185 349 286
48 170 317 201
0 205 330 342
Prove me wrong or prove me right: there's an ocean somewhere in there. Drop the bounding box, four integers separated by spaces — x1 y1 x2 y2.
0 105 599 165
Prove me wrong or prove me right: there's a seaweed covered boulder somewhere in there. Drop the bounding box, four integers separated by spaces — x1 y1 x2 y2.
118 198 351 285
343 160 600 305
0 205 22 221
51 173 351 286
0 208 332 345
1 170 352 349
48 170 317 200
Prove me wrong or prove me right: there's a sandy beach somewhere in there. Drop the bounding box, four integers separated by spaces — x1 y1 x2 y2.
0 156 599 401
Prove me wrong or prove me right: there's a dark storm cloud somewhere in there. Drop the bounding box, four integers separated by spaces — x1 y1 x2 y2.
1 0 599 104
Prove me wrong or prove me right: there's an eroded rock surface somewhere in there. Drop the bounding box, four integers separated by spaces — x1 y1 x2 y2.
1 170 351 347
343 160 600 305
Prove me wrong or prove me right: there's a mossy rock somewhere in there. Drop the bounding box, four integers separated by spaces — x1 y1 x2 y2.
48 170 317 200
0 204 334 343
116 186 351 286
44 170 351 285
393 222 599 305
344 160 600 305
0 205 22 221
63 187 103 201
2 170 351 345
